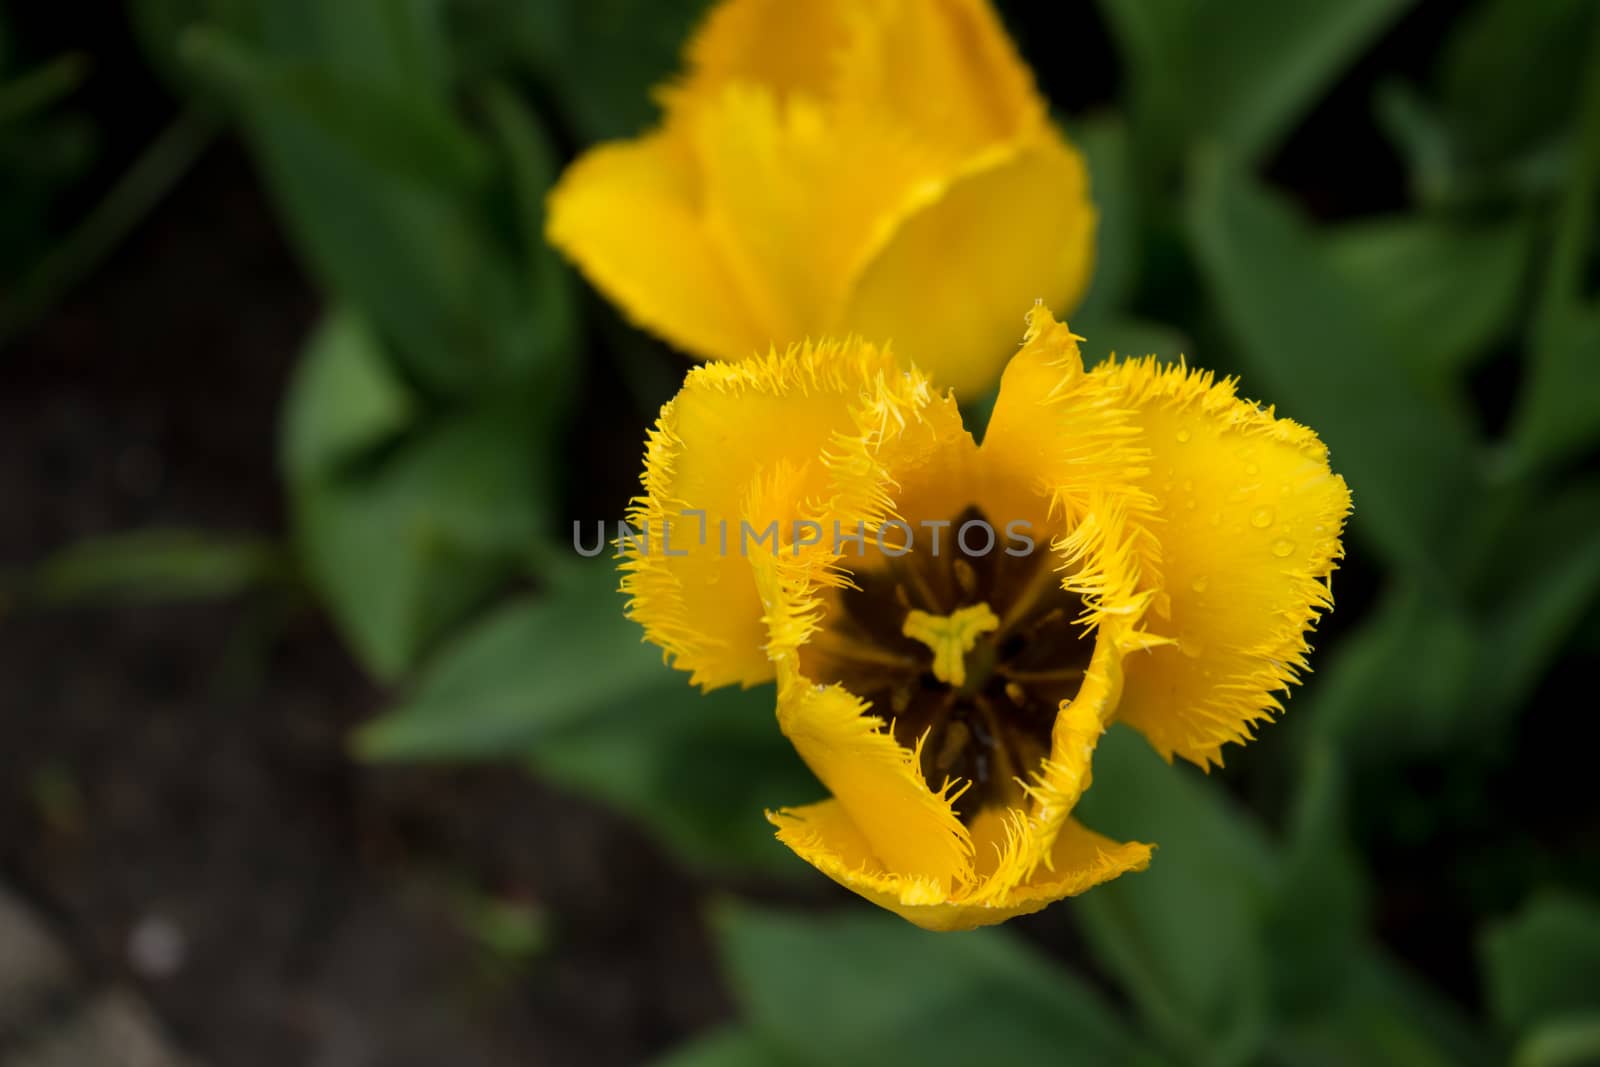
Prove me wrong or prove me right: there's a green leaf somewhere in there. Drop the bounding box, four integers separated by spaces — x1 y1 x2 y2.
355 569 667 759
1511 308 1600 472
1512 1015 1600 1067
1078 316 1190 369
131 0 257 101
649 1028 795 1067
1511 17 1600 472
248 0 452 100
1186 156 1482 582
1263 742 1370 1017
1476 481 1600 726
3 115 210 345
1073 114 1138 325
478 82 578 392
183 23 560 395
1482 893 1600 1035
1311 482 1600 756
1072 732 1488 1066
532 680 818 874
1323 214 1535 384
280 308 415 482
1270 952 1499 1067
292 410 547 680
359 565 820 872
1373 82 1461 207
185 33 489 191
1375 79 1574 211
280 305 544 679
1201 0 1418 162
1303 585 1478 757
1436 0 1597 167
28 528 290 604
490 0 708 141
1098 0 1416 165
1090 0 1195 166
0 53 86 126
712 902 1161 1067
1072 725 1274 1061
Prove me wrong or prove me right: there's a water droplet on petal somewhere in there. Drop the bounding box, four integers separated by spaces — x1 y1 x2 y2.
1185 498 1197 510
1272 539 1296 558
1176 429 1192 442
1251 508 1274 528
1180 638 1204 659
1191 576 1209 593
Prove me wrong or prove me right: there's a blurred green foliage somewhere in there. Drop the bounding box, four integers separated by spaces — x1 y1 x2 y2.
13 0 1600 1063
0 13 91 273
1 7 220 346
0 9 92 336
693 897 1168 1067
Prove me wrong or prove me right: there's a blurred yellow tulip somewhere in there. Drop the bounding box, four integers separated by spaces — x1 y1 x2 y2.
547 0 1096 395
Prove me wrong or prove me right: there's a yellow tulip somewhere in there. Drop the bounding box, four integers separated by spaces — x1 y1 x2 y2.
546 0 1096 396
622 307 1351 930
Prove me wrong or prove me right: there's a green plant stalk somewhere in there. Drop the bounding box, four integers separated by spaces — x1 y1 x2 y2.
0 52 86 124
0 107 218 349
1498 12 1600 475
1516 1017 1600 1067
1532 15 1600 344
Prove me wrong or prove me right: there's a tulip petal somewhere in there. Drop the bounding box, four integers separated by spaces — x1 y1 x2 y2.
843 139 1096 397
622 339 938 689
833 0 1045 147
980 305 1159 618
545 131 769 362
676 0 852 102
774 680 972 891
550 0 1096 390
772 797 1150 931
686 85 982 349
1094 357 1353 766
993 816 1152 918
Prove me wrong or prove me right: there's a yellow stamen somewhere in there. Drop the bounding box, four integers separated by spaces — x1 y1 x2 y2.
901 603 1000 688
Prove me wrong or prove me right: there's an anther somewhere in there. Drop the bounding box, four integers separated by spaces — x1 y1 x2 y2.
953 558 978 599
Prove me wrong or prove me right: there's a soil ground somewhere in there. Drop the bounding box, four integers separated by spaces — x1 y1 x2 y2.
0 139 755 1067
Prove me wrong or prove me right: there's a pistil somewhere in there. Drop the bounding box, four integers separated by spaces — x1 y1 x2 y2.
901 603 999 688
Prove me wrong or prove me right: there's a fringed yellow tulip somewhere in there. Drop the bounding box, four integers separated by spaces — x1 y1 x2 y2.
622 307 1351 930
546 0 1096 396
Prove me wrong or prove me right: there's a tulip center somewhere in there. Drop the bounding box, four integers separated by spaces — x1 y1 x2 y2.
900 603 1000 690
800 505 1094 820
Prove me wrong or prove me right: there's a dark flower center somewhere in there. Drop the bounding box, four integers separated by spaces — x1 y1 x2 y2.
800 506 1093 821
